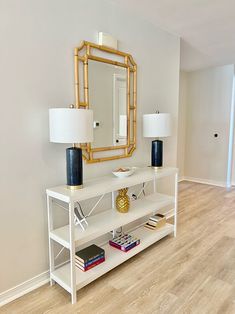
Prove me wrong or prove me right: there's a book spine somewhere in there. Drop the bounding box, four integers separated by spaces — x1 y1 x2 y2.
144 224 156 230
123 240 140 252
76 252 104 264
76 258 105 271
148 221 158 227
75 254 104 267
109 240 140 252
109 241 122 249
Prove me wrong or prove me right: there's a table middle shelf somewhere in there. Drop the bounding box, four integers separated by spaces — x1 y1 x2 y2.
50 192 175 248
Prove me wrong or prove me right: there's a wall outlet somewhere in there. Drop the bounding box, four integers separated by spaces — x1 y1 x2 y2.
94 121 100 128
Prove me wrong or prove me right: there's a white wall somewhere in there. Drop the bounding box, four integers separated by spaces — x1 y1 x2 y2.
231 71 235 186
177 71 188 179
182 65 234 185
0 0 180 295
232 126 235 185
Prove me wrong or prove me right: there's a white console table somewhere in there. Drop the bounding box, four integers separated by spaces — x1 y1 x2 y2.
46 167 178 304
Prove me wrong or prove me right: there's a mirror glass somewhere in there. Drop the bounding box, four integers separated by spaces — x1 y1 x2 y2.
88 60 127 148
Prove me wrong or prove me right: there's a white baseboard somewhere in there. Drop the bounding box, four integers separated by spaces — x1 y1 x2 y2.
182 176 226 188
0 271 49 307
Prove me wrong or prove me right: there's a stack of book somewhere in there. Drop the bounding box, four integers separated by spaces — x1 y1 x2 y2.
75 244 105 272
109 233 140 252
144 213 166 230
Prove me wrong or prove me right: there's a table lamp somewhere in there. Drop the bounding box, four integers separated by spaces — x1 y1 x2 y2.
143 113 171 169
49 107 93 189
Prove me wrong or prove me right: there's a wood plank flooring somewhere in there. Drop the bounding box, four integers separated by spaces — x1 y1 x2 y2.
1 181 235 314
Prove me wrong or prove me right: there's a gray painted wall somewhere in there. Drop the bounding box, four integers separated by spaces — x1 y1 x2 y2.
0 0 180 293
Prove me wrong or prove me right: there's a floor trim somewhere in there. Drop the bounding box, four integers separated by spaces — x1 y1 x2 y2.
0 271 49 307
182 176 226 187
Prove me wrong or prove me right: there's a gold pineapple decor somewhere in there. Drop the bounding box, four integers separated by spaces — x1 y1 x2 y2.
116 188 130 213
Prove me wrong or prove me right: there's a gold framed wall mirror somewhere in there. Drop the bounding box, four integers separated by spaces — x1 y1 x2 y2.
74 41 137 163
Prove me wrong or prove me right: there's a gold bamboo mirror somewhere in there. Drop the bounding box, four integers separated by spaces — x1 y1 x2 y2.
74 41 137 163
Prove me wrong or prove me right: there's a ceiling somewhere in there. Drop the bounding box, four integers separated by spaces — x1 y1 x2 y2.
111 0 235 71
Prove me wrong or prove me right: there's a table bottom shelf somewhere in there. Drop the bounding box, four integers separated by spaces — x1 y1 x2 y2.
51 223 174 293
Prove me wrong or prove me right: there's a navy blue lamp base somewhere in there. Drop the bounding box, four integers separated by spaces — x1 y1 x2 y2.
66 147 83 190
151 140 163 168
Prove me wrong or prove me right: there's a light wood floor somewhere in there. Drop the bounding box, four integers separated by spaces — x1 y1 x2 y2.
1 181 235 314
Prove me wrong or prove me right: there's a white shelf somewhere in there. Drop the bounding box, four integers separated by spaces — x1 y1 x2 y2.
47 166 178 304
46 167 177 203
51 223 174 292
50 192 174 248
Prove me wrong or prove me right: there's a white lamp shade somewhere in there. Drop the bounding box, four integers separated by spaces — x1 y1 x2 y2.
143 113 171 138
49 108 93 143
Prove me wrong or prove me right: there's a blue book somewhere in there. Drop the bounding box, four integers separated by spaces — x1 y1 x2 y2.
75 253 104 267
75 244 105 263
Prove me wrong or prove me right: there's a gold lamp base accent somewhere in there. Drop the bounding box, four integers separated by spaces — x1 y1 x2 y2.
67 184 83 190
116 188 130 213
151 166 162 171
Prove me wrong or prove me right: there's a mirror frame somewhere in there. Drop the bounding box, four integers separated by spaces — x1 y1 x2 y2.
74 41 137 163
